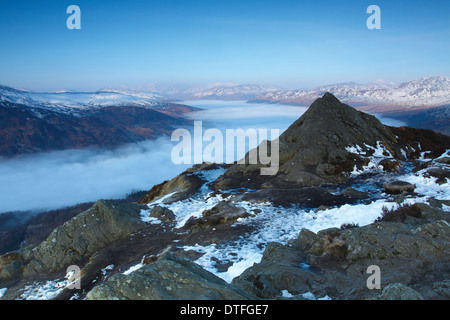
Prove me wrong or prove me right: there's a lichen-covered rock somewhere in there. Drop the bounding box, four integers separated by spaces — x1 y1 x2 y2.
0 200 147 280
374 283 424 300
0 252 23 280
184 201 251 231
233 208 450 300
86 253 254 300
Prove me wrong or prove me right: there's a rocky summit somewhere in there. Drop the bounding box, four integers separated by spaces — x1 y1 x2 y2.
214 92 399 191
0 93 449 301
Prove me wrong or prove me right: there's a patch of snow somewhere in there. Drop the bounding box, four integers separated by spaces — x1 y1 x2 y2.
193 167 227 183
345 145 364 154
19 279 68 300
436 149 450 160
182 197 397 283
281 290 294 298
140 210 163 224
0 288 7 298
301 291 317 300
101 264 114 276
122 263 144 275
348 141 394 177
400 169 450 201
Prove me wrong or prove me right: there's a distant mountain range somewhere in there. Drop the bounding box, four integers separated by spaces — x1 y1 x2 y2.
3 76 449 109
179 84 282 100
249 76 450 111
0 75 449 157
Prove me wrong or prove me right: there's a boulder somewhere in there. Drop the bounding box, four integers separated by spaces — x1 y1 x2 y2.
10 200 147 278
149 206 176 223
435 156 450 165
232 242 320 299
384 180 416 194
374 283 424 300
379 158 401 172
86 253 254 300
423 167 450 184
233 212 450 300
184 201 251 231
0 252 23 280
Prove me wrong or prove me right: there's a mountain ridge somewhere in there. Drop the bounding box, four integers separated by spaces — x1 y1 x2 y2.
249 76 450 110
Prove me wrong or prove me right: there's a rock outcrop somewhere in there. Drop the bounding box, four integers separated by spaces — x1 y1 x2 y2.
0 200 146 280
183 201 252 232
86 253 255 300
214 93 399 190
232 203 450 300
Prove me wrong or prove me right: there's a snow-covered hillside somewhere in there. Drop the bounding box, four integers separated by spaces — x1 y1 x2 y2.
251 76 450 109
0 85 161 116
187 84 282 100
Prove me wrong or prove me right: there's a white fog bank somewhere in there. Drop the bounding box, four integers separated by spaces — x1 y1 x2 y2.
0 100 404 214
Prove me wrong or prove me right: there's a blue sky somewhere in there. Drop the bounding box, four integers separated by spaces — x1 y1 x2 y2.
0 0 449 90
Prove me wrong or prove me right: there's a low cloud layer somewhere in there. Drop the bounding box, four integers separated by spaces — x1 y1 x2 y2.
0 100 405 215
0 138 190 213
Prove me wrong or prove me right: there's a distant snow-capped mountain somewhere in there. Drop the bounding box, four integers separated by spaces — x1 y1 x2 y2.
250 76 450 110
0 85 163 118
169 83 283 100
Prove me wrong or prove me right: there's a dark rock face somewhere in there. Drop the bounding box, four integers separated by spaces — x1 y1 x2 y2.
0 200 146 280
232 204 450 300
86 253 255 300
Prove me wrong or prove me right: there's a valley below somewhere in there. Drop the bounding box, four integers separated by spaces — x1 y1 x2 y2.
0 93 449 301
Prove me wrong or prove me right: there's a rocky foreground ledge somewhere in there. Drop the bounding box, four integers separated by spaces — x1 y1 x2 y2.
0 93 449 300
1 193 448 300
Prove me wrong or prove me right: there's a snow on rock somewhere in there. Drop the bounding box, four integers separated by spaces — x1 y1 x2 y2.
347 141 394 177
176 159 449 284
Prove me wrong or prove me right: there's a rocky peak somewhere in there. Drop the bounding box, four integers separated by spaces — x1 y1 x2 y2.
279 92 396 151
215 93 399 190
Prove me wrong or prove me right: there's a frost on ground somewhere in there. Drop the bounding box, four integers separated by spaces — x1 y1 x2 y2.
135 152 449 285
